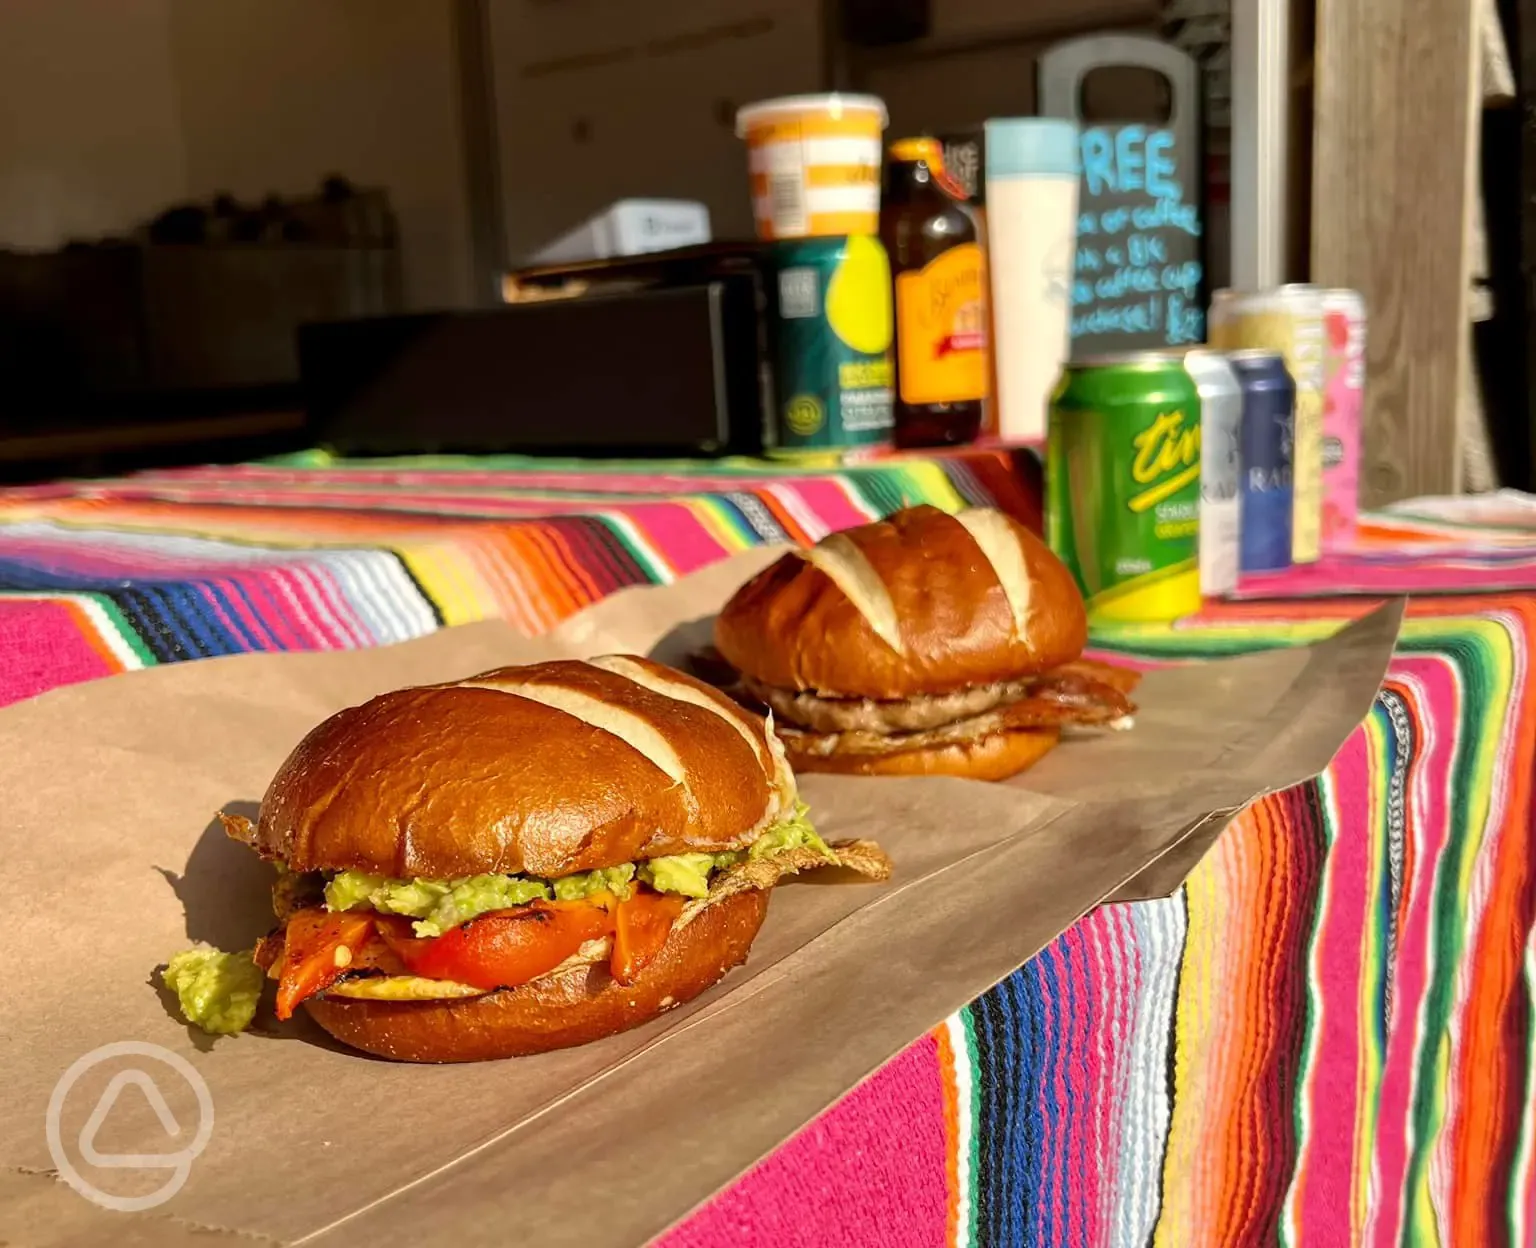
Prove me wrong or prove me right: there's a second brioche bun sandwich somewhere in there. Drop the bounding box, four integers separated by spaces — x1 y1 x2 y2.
713 505 1139 781
165 656 888 1062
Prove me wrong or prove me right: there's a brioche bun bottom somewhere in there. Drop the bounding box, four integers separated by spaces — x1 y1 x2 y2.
787 728 1060 782
304 889 770 1063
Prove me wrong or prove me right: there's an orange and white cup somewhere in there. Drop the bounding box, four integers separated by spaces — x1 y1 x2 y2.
735 94 888 241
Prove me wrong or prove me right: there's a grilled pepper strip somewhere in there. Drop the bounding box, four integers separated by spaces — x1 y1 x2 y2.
274 910 377 1019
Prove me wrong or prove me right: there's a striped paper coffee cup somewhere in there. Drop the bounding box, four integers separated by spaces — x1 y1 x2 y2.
736 94 888 241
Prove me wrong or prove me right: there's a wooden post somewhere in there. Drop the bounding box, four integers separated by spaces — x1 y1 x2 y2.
453 0 508 307
1310 0 1478 504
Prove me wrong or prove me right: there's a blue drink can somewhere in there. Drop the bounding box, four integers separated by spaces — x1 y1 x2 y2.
1228 349 1295 573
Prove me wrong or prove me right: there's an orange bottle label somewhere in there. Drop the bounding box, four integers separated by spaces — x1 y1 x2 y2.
895 243 989 405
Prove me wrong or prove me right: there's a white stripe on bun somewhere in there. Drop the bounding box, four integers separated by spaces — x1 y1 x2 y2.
715 505 1087 700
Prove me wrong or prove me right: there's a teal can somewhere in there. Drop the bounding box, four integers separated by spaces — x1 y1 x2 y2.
767 235 895 459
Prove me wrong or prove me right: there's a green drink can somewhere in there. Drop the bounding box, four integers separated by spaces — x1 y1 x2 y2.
1046 352 1203 622
767 235 895 459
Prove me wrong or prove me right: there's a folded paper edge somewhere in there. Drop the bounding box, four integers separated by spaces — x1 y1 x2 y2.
1093 598 1405 902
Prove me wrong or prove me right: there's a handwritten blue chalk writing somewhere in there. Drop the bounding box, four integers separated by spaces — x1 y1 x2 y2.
1081 129 1114 196
1161 260 1202 298
1099 207 1129 234
1115 125 1146 191
1166 294 1204 343
1080 126 1180 197
1132 198 1200 234
1072 300 1159 335
1145 131 1177 198
1071 113 1201 347
1096 267 1159 299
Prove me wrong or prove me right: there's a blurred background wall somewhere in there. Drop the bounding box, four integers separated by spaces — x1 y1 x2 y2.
0 0 1165 308
0 1 186 252
0 0 469 309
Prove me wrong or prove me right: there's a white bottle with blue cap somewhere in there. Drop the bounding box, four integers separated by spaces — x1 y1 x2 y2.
983 117 1080 443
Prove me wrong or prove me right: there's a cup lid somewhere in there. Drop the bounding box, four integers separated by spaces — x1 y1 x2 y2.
984 118 1080 179
736 94 888 138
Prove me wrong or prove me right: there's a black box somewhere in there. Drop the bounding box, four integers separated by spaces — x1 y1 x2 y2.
301 270 769 459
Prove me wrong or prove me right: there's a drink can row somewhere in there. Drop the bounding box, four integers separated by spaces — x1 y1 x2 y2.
1045 346 1300 622
1208 285 1322 563
1208 283 1366 557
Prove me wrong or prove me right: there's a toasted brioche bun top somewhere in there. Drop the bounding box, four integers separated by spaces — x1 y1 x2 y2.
257 656 797 878
715 505 1087 698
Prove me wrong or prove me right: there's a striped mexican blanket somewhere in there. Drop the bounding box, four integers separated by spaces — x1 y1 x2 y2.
2 449 1533 1247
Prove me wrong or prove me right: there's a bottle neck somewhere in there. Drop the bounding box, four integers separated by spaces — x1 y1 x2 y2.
885 159 936 203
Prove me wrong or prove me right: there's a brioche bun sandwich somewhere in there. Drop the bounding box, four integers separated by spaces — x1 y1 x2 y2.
162 656 889 1062
712 505 1140 781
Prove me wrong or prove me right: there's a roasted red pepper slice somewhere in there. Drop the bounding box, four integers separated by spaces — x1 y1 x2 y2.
273 909 377 1019
401 900 614 991
610 892 687 986
370 913 433 966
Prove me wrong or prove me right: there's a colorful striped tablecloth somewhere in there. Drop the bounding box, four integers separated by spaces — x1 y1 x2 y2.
3 449 1534 1247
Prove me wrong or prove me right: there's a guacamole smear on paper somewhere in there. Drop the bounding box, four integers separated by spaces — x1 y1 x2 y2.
161 947 264 1035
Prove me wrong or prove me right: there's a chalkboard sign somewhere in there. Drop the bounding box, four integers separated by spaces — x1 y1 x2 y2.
1038 36 1206 358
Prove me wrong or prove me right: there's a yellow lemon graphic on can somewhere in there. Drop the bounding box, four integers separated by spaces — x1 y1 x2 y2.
825 236 893 355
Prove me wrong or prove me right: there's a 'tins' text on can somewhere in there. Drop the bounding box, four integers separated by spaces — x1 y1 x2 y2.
1046 352 1203 622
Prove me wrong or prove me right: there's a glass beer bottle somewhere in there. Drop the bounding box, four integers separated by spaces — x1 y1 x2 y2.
878 137 988 447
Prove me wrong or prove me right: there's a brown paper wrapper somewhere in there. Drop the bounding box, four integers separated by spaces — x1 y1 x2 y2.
0 548 1402 1246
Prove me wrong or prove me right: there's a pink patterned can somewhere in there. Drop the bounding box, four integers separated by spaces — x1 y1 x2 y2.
1320 288 1365 550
